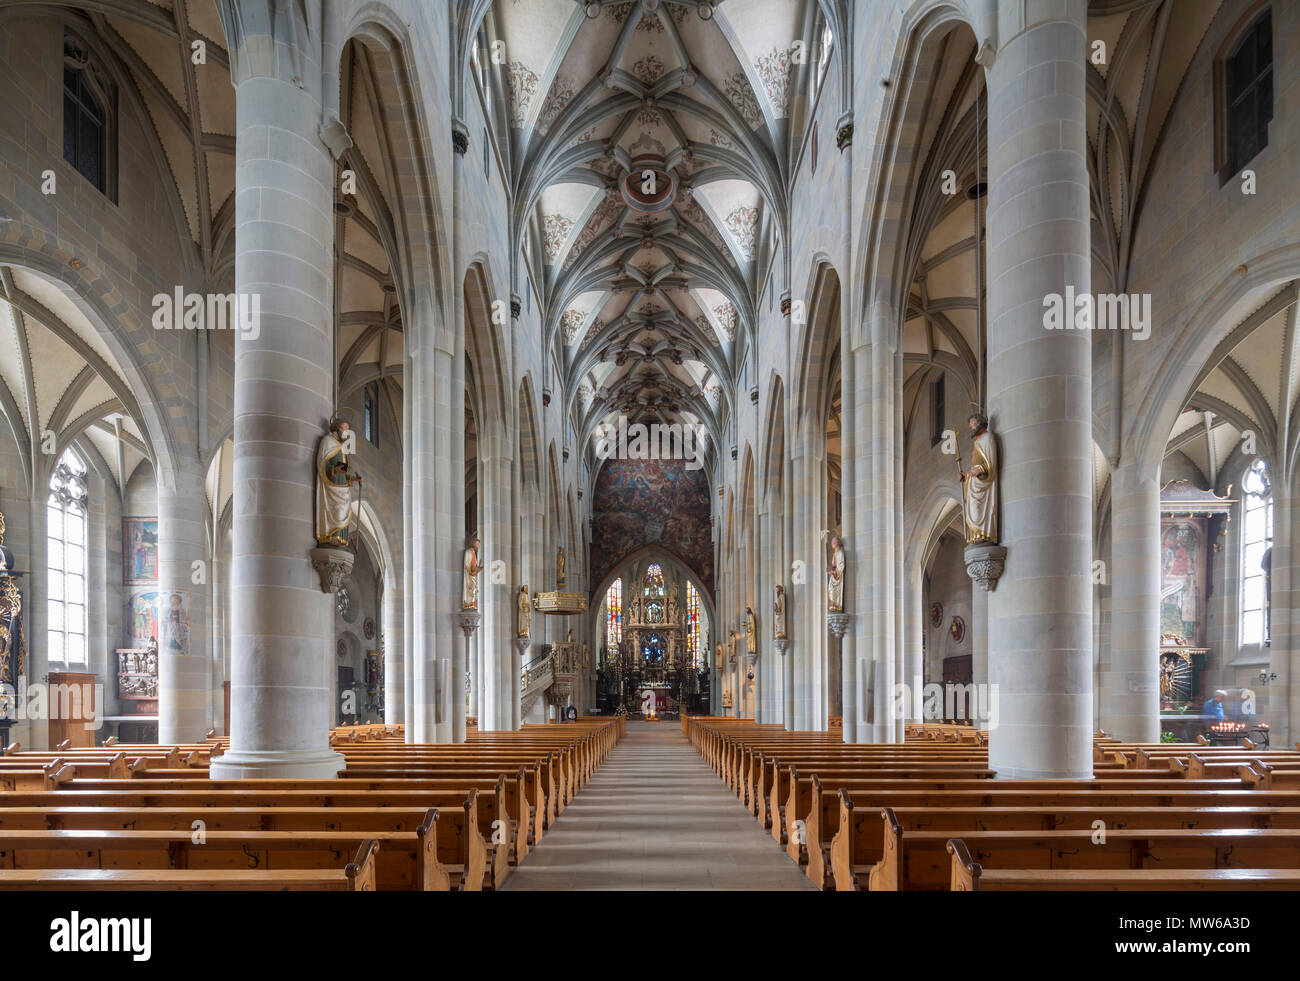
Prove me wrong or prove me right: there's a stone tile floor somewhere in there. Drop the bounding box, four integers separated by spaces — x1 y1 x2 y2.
499 721 817 890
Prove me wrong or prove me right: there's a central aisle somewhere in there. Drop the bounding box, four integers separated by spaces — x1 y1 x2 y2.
500 720 816 890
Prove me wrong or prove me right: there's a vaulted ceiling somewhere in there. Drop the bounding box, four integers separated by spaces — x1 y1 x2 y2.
486 0 831 458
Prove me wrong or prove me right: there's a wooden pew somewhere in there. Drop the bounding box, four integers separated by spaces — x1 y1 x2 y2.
828 799 1300 890
946 839 1300 891
0 839 380 891
0 817 446 889
872 811 1300 890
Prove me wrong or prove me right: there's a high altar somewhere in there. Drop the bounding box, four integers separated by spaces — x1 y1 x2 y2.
615 575 696 714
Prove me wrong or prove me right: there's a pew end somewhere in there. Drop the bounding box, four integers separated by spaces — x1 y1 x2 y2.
344 839 380 891
947 839 980 891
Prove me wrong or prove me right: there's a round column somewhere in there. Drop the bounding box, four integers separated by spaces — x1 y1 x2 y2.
984 0 1094 778
211 9 343 778
1100 462 1160 741
157 465 211 743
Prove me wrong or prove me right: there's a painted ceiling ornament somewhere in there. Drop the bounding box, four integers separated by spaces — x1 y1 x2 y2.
543 213 576 262
723 205 758 261
507 60 539 129
755 46 795 118
723 69 762 128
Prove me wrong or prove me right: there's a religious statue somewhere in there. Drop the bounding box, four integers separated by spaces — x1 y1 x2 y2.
315 416 362 547
773 585 787 639
960 411 999 544
516 585 531 637
715 642 724 669
668 581 680 622
556 546 566 586
827 536 846 612
745 606 758 654
567 627 574 644
462 534 482 610
582 643 589 671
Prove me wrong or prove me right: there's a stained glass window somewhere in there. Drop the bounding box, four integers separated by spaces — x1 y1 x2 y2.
1241 457 1273 645
644 562 664 595
48 449 88 667
686 581 700 668
605 578 622 651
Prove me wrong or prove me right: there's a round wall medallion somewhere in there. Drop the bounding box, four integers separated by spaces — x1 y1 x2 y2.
336 638 347 660
363 617 375 640
949 616 966 644
929 602 943 627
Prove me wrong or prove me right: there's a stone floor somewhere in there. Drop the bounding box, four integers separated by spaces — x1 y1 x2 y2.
499 720 817 890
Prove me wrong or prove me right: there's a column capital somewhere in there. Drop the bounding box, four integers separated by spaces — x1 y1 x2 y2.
215 0 322 87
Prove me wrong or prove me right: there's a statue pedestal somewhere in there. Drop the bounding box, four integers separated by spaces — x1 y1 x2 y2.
827 612 851 639
458 610 482 636
773 638 790 657
310 546 354 594
964 544 1008 591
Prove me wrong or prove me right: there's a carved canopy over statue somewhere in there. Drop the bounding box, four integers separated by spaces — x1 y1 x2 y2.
315 416 362 548
961 412 999 545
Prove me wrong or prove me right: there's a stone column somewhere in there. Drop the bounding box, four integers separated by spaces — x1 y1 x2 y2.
790 420 827 730
984 0 1094 778
1100 462 1160 741
383 571 403 725
156 464 211 743
1268 473 1297 748
969 580 989 730
777 639 794 729
479 433 514 731
405 286 457 744
211 0 344 778
860 325 902 743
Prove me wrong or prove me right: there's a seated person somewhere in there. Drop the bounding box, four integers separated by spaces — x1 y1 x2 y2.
1203 689 1227 722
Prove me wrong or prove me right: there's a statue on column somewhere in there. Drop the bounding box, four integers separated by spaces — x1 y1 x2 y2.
556 546 566 586
827 536 846 612
773 585 786 639
582 643 589 671
517 585 531 637
461 534 482 610
668 580 680 622
745 606 758 654
315 415 362 547
960 411 999 544
715 642 723 669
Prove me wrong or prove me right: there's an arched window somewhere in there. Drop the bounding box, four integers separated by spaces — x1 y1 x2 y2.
1240 457 1273 645
685 581 700 668
63 33 115 197
604 578 622 651
48 449 89 668
643 562 664 595
1223 9 1273 178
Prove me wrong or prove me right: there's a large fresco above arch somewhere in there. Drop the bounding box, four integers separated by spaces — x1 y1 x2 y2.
590 458 713 599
